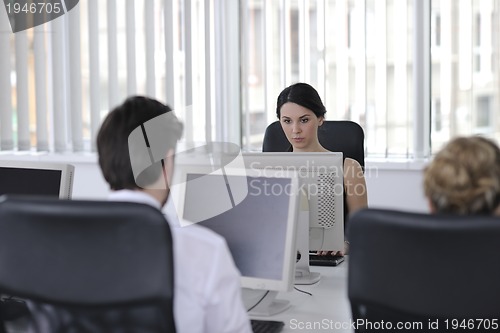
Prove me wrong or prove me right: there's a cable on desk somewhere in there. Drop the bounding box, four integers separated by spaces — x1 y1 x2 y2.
294 286 312 296
247 290 270 312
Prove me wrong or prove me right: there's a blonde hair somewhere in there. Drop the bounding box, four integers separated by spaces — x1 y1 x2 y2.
424 136 500 215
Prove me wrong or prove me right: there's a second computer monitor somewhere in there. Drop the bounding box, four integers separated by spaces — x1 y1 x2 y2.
0 160 75 199
243 152 344 253
170 163 300 316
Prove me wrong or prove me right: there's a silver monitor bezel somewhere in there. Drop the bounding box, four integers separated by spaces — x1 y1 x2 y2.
0 160 74 199
171 164 300 292
242 152 344 252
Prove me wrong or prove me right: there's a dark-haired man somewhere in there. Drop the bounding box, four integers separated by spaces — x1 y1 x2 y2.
97 96 251 333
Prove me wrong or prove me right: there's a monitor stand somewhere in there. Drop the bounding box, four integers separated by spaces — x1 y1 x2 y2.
242 289 290 316
294 198 320 285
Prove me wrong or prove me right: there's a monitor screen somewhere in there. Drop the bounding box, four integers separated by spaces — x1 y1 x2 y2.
242 152 344 253
185 174 291 281
171 166 299 293
0 161 75 199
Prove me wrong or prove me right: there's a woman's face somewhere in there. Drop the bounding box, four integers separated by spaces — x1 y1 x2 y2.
279 102 324 151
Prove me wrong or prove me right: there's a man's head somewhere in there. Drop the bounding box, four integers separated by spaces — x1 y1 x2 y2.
97 96 183 201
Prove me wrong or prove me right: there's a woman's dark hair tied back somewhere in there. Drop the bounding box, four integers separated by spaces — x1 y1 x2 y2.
276 82 326 119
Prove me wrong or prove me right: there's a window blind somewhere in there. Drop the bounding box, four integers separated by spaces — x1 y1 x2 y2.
0 0 241 153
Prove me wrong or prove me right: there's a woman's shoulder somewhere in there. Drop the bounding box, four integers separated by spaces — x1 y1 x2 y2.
321 150 361 169
343 157 364 181
343 157 361 168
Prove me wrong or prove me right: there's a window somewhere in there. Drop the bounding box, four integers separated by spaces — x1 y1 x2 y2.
431 0 500 153
1 0 241 152
476 95 492 130
241 0 414 157
241 0 500 157
432 99 442 132
2 1 500 158
434 13 441 47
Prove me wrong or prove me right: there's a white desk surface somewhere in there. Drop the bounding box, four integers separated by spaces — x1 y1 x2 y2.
250 258 353 333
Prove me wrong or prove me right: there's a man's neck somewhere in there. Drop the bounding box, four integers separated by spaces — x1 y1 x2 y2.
142 188 169 207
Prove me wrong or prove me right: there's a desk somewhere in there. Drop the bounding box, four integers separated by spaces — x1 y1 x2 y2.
251 259 353 333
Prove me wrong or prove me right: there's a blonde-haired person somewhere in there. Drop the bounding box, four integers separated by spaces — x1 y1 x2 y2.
423 136 500 215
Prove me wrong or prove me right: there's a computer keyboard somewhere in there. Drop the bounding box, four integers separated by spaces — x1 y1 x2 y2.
251 319 285 333
309 253 345 266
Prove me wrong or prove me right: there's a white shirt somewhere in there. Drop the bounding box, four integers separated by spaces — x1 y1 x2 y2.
108 190 252 333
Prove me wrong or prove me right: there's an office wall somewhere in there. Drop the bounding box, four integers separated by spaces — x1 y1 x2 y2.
69 160 428 213
364 166 428 213
0 155 428 212
72 161 110 199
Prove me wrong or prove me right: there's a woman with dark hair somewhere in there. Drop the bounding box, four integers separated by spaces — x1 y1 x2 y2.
276 83 368 254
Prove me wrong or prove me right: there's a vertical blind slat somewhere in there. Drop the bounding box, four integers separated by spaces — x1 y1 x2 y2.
413 0 431 158
279 0 285 88
298 0 309 83
217 1 240 144
34 26 49 151
126 0 137 95
51 18 67 152
393 0 408 155
336 0 348 121
304 0 310 84
15 31 30 150
68 5 83 151
264 1 275 125
164 0 175 106
213 0 224 141
0 12 13 150
228 1 241 144
439 0 453 137
354 0 366 126
282 0 291 86
88 0 100 152
317 0 326 103
458 0 472 91
185 0 194 142
241 1 250 145
145 0 156 97
108 0 119 108
204 0 212 143
374 0 388 154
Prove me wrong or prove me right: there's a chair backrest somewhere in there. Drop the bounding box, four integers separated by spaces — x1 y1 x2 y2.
348 208 500 331
0 195 175 332
262 120 365 170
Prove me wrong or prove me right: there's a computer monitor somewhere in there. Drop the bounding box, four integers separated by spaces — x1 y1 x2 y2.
242 152 344 284
0 160 75 199
170 164 300 316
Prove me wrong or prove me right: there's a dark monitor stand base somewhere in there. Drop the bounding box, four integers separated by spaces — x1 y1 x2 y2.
309 253 345 266
251 319 285 333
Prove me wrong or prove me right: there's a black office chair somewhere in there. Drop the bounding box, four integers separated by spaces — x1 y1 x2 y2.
0 195 176 333
347 208 500 332
262 120 365 170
